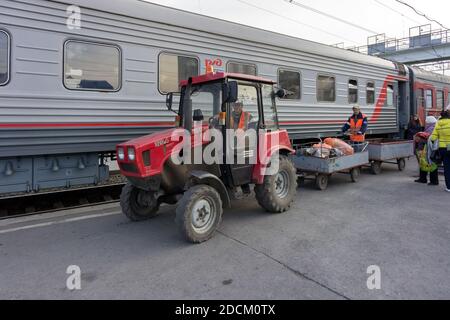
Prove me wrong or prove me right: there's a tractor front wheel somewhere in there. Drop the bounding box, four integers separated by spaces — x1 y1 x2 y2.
255 155 297 213
175 185 223 243
120 183 160 221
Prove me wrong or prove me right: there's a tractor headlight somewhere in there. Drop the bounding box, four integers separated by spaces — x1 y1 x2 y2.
117 147 125 160
128 147 136 161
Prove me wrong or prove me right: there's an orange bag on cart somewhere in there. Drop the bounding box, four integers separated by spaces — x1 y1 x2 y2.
324 138 354 156
312 143 333 150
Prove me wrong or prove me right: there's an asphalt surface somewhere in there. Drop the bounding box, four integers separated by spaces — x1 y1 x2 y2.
0 158 449 300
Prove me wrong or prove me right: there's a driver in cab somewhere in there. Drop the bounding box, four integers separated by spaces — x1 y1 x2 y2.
230 100 253 131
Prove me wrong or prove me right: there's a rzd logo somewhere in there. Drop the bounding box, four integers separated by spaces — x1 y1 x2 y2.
205 58 223 68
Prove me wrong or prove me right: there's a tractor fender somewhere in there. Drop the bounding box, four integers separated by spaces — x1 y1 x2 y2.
186 170 232 209
252 146 295 185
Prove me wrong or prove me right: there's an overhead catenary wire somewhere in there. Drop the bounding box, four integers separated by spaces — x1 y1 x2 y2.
394 0 449 30
235 0 360 44
372 0 422 25
283 0 380 35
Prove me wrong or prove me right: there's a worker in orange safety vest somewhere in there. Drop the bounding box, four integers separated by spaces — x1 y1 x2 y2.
341 105 369 142
230 101 252 130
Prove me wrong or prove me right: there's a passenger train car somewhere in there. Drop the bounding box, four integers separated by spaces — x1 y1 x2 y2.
1 0 450 195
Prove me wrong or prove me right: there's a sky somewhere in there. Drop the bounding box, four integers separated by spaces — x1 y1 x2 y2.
144 0 449 46
143 0 450 74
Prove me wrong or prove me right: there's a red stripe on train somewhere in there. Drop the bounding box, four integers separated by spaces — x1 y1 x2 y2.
0 122 176 128
0 75 401 129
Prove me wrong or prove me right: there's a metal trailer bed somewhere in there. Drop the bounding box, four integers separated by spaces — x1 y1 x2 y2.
291 145 370 190
367 139 415 175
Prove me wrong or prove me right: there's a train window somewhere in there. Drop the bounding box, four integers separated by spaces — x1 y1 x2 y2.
0 30 10 86
367 82 375 105
437 90 444 110
348 79 358 104
425 89 433 109
159 53 199 93
64 41 121 91
386 85 394 106
278 69 301 100
227 61 257 76
317 75 336 102
417 89 424 107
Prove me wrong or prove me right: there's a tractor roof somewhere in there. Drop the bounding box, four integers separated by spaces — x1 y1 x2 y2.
179 72 276 86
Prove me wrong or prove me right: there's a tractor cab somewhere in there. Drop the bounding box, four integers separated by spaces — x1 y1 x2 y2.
117 72 296 243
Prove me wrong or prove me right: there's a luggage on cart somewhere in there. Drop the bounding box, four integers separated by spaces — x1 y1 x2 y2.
292 139 369 190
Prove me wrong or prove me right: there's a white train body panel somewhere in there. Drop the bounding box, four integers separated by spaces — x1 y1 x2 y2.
0 0 408 159
0 0 448 195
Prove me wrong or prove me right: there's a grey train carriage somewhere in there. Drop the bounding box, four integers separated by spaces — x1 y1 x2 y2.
1 0 450 196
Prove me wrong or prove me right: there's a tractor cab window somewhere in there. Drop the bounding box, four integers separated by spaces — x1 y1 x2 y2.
229 83 259 130
189 82 222 125
261 84 279 130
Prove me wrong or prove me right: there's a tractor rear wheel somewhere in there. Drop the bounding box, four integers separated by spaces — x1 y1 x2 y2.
175 185 223 243
120 183 160 221
255 155 297 213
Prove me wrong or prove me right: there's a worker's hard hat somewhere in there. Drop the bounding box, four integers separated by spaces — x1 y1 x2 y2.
352 105 360 110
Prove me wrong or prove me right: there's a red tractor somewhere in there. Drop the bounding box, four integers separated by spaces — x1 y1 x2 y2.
117 72 297 243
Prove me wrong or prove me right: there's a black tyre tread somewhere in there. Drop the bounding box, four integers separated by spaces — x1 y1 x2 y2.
120 183 160 222
350 167 360 183
397 158 406 171
175 185 223 243
255 155 297 213
315 174 329 191
371 161 382 175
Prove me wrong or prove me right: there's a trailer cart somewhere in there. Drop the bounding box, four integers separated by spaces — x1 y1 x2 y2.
367 139 414 175
291 144 370 190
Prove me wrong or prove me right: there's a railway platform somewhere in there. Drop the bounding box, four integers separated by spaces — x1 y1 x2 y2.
0 158 449 300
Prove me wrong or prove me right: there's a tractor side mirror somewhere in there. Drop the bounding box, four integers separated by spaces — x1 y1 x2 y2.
166 92 174 111
193 109 204 121
223 81 238 103
275 89 287 99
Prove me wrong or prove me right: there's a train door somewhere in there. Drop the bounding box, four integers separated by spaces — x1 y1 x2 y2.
416 88 425 124
397 81 409 137
447 89 450 109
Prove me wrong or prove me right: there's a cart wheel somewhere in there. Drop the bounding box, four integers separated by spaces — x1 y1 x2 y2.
315 174 329 190
397 158 406 171
350 167 361 182
371 161 382 175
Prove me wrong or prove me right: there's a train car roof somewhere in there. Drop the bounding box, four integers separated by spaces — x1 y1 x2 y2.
54 0 399 71
409 66 450 85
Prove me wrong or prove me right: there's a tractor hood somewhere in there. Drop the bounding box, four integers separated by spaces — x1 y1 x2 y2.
116 127 180 178
116 125 210 178
119 128 177 150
